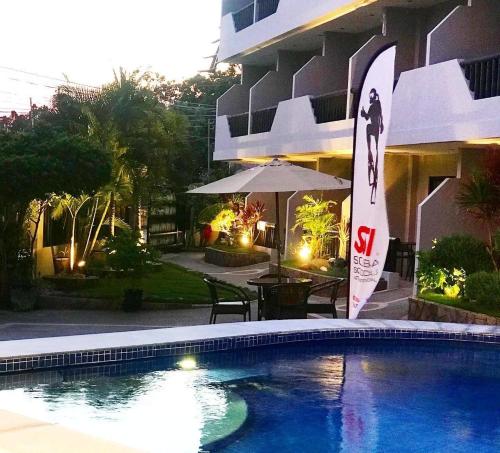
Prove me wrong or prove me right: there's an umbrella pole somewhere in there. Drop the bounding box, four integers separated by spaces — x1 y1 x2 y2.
275 192 281 282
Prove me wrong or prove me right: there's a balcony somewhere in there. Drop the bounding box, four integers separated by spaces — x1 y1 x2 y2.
228 113 249 137
214 95 354 161
231 0 279 33
251 107 277 134
256 0 280 21
219 0 356 63
462 54 500 100
389 59 500 147
233 3 254 32
310 92 347 124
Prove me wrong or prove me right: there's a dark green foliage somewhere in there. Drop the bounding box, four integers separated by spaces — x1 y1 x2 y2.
416 250 446 292
105 230 158 273
0 127 111 202
466 271 500 306
429 235 493 275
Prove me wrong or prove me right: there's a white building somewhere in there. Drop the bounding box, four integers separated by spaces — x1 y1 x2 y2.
214 0 500 261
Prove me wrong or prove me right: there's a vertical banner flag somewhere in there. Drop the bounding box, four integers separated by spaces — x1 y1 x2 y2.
348 45 396 319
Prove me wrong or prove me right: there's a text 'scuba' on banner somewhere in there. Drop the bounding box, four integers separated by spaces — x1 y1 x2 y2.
348 45 396 320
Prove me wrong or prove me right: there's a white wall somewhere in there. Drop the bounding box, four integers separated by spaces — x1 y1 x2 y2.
427 0 500 65
250 51 316 113
217 65 269 117
293 33 358 98
416 178 488 252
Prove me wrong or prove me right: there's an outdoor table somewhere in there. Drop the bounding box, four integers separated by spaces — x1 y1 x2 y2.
247 277 312 320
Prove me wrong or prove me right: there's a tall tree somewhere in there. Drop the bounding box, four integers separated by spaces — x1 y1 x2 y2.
145 66 240 185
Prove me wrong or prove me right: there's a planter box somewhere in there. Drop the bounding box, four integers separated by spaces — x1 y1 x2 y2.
409 297 500 325
269 263 387 297
205 247 270 267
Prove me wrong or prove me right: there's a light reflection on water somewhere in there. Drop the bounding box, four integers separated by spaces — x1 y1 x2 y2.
0 340 498 453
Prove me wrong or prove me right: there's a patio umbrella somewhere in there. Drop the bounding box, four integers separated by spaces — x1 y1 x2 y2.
187 158 351 278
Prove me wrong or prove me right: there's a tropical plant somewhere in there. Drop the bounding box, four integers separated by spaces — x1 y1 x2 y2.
457 161 500 269
198 202 228 225
292 196 337 259
416 251 447 292
235 201 266 245
211 209 237 238
417 250 466 298
50 194 91 272
335 218 350 260
146 66 240 184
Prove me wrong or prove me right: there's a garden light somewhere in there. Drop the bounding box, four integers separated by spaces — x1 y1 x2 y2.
298 243 312 262
240 233 250 247
77 260 86 268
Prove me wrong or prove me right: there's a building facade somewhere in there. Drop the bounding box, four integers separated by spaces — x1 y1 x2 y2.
214 0 500 259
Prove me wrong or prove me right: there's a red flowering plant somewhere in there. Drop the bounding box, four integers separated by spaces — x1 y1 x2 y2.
232 201 266 247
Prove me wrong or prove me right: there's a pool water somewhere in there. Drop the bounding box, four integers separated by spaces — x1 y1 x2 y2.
0 339 498 452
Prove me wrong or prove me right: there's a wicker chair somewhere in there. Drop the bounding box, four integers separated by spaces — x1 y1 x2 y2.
266 282 311 319
203 276 252 324
307 278 346 318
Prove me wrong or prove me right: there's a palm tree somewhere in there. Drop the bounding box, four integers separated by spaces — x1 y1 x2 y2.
51 194 90 271
56 84 133 261
457 171 500 270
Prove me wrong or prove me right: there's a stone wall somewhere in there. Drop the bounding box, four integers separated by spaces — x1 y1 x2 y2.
205 247 270 267
409 297 500 325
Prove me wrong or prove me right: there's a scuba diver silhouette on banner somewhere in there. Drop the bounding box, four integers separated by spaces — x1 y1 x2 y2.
360 88 384 205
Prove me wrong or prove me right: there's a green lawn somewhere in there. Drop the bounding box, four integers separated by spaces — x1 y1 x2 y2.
419 291 500 318
77 263 254 304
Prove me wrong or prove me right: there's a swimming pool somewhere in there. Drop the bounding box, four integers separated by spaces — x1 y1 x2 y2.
0 335 499 452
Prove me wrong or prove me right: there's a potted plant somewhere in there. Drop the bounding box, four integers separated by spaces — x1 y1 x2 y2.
105 230 159 312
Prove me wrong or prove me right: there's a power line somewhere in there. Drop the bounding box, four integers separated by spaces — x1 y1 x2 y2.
0 65 99 89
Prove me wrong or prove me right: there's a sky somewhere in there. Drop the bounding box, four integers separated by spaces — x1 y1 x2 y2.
0 0 222 114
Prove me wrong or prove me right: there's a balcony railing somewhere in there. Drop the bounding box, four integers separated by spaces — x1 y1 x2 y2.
228 113 249 137
232 0 279 32
251 107 277 134
462 53 500 100
310 92 347 124
256 0 279 21
233 2 254 32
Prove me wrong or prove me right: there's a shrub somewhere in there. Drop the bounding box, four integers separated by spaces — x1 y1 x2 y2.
417 250 466 297
105 230 158 274
416 251 446 292
430 235 493 275
465 272 500 306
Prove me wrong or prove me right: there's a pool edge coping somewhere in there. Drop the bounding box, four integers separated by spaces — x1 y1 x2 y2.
1 319 499 374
